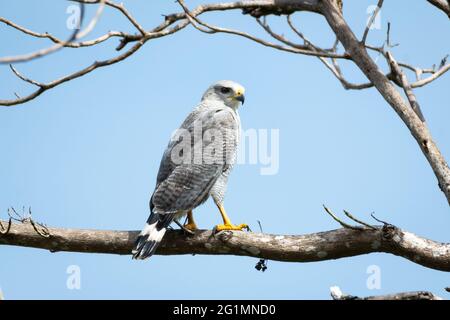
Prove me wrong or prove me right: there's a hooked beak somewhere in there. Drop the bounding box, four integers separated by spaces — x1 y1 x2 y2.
235 94 245 105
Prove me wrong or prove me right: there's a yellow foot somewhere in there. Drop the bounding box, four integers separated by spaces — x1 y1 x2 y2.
183 222 198 232
214 223 249 232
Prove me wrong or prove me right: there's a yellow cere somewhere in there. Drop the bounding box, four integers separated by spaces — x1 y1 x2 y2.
235 86 245 97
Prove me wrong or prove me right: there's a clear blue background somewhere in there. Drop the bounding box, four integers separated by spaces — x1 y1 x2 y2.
0 0 449 299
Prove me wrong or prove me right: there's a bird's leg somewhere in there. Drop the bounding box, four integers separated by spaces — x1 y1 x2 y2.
183 210 198 231
214 202 249 232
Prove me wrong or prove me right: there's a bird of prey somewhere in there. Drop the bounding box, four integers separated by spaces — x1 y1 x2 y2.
132 80 247 260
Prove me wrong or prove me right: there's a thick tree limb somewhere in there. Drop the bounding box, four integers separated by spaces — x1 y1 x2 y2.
1 219 449 272
427 0 450 18
320 0 450 205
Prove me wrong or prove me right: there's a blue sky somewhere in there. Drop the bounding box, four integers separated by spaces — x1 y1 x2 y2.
0 0 449 299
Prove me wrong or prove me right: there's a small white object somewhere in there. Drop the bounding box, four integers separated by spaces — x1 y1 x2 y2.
330 286 343 300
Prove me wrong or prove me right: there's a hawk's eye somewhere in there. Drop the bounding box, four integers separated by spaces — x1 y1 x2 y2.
220 87 231 94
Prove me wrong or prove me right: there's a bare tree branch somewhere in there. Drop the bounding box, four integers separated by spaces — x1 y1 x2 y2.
0 16 130 49
1 1 448 105
361 0 384 44
330 286 443 300
412 62 450 88
0 2 90 64
178 0 348 59
1 3 450 299
427 0 450 18
0 40 145 106
0 2 448 205
366 45 450 88
0 218 449 272
386 51 426 122
0 0 327 107
75 0 106 39
320 0 450 205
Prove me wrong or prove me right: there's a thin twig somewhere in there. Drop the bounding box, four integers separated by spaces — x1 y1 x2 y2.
343 210 377 230
0 218 12 235
75 0 106 39
177 0 348 59
0 17 131 49
0 3 86 64
8 207 24 222
370 213 391 226
9 65 45 87
257 17 309 50
412 62 450 88
173 219 195 235
0 40 146 106
322 205 364 230
387 51 426 122
0 0 448 108
366 45 450 88
361 0 384 44
29 219 51 238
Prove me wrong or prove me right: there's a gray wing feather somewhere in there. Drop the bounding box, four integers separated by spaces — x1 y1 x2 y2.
151 103 239 214
152 164 222 213
155 108 202 185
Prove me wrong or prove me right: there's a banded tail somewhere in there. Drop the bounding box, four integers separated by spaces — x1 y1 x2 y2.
132 212 174 260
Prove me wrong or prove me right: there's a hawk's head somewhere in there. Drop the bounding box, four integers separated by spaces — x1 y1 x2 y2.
201 80 245 109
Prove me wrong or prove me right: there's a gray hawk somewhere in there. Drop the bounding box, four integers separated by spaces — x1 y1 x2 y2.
132 80 247 260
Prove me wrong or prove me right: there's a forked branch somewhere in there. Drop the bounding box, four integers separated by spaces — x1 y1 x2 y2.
1 1 449 106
